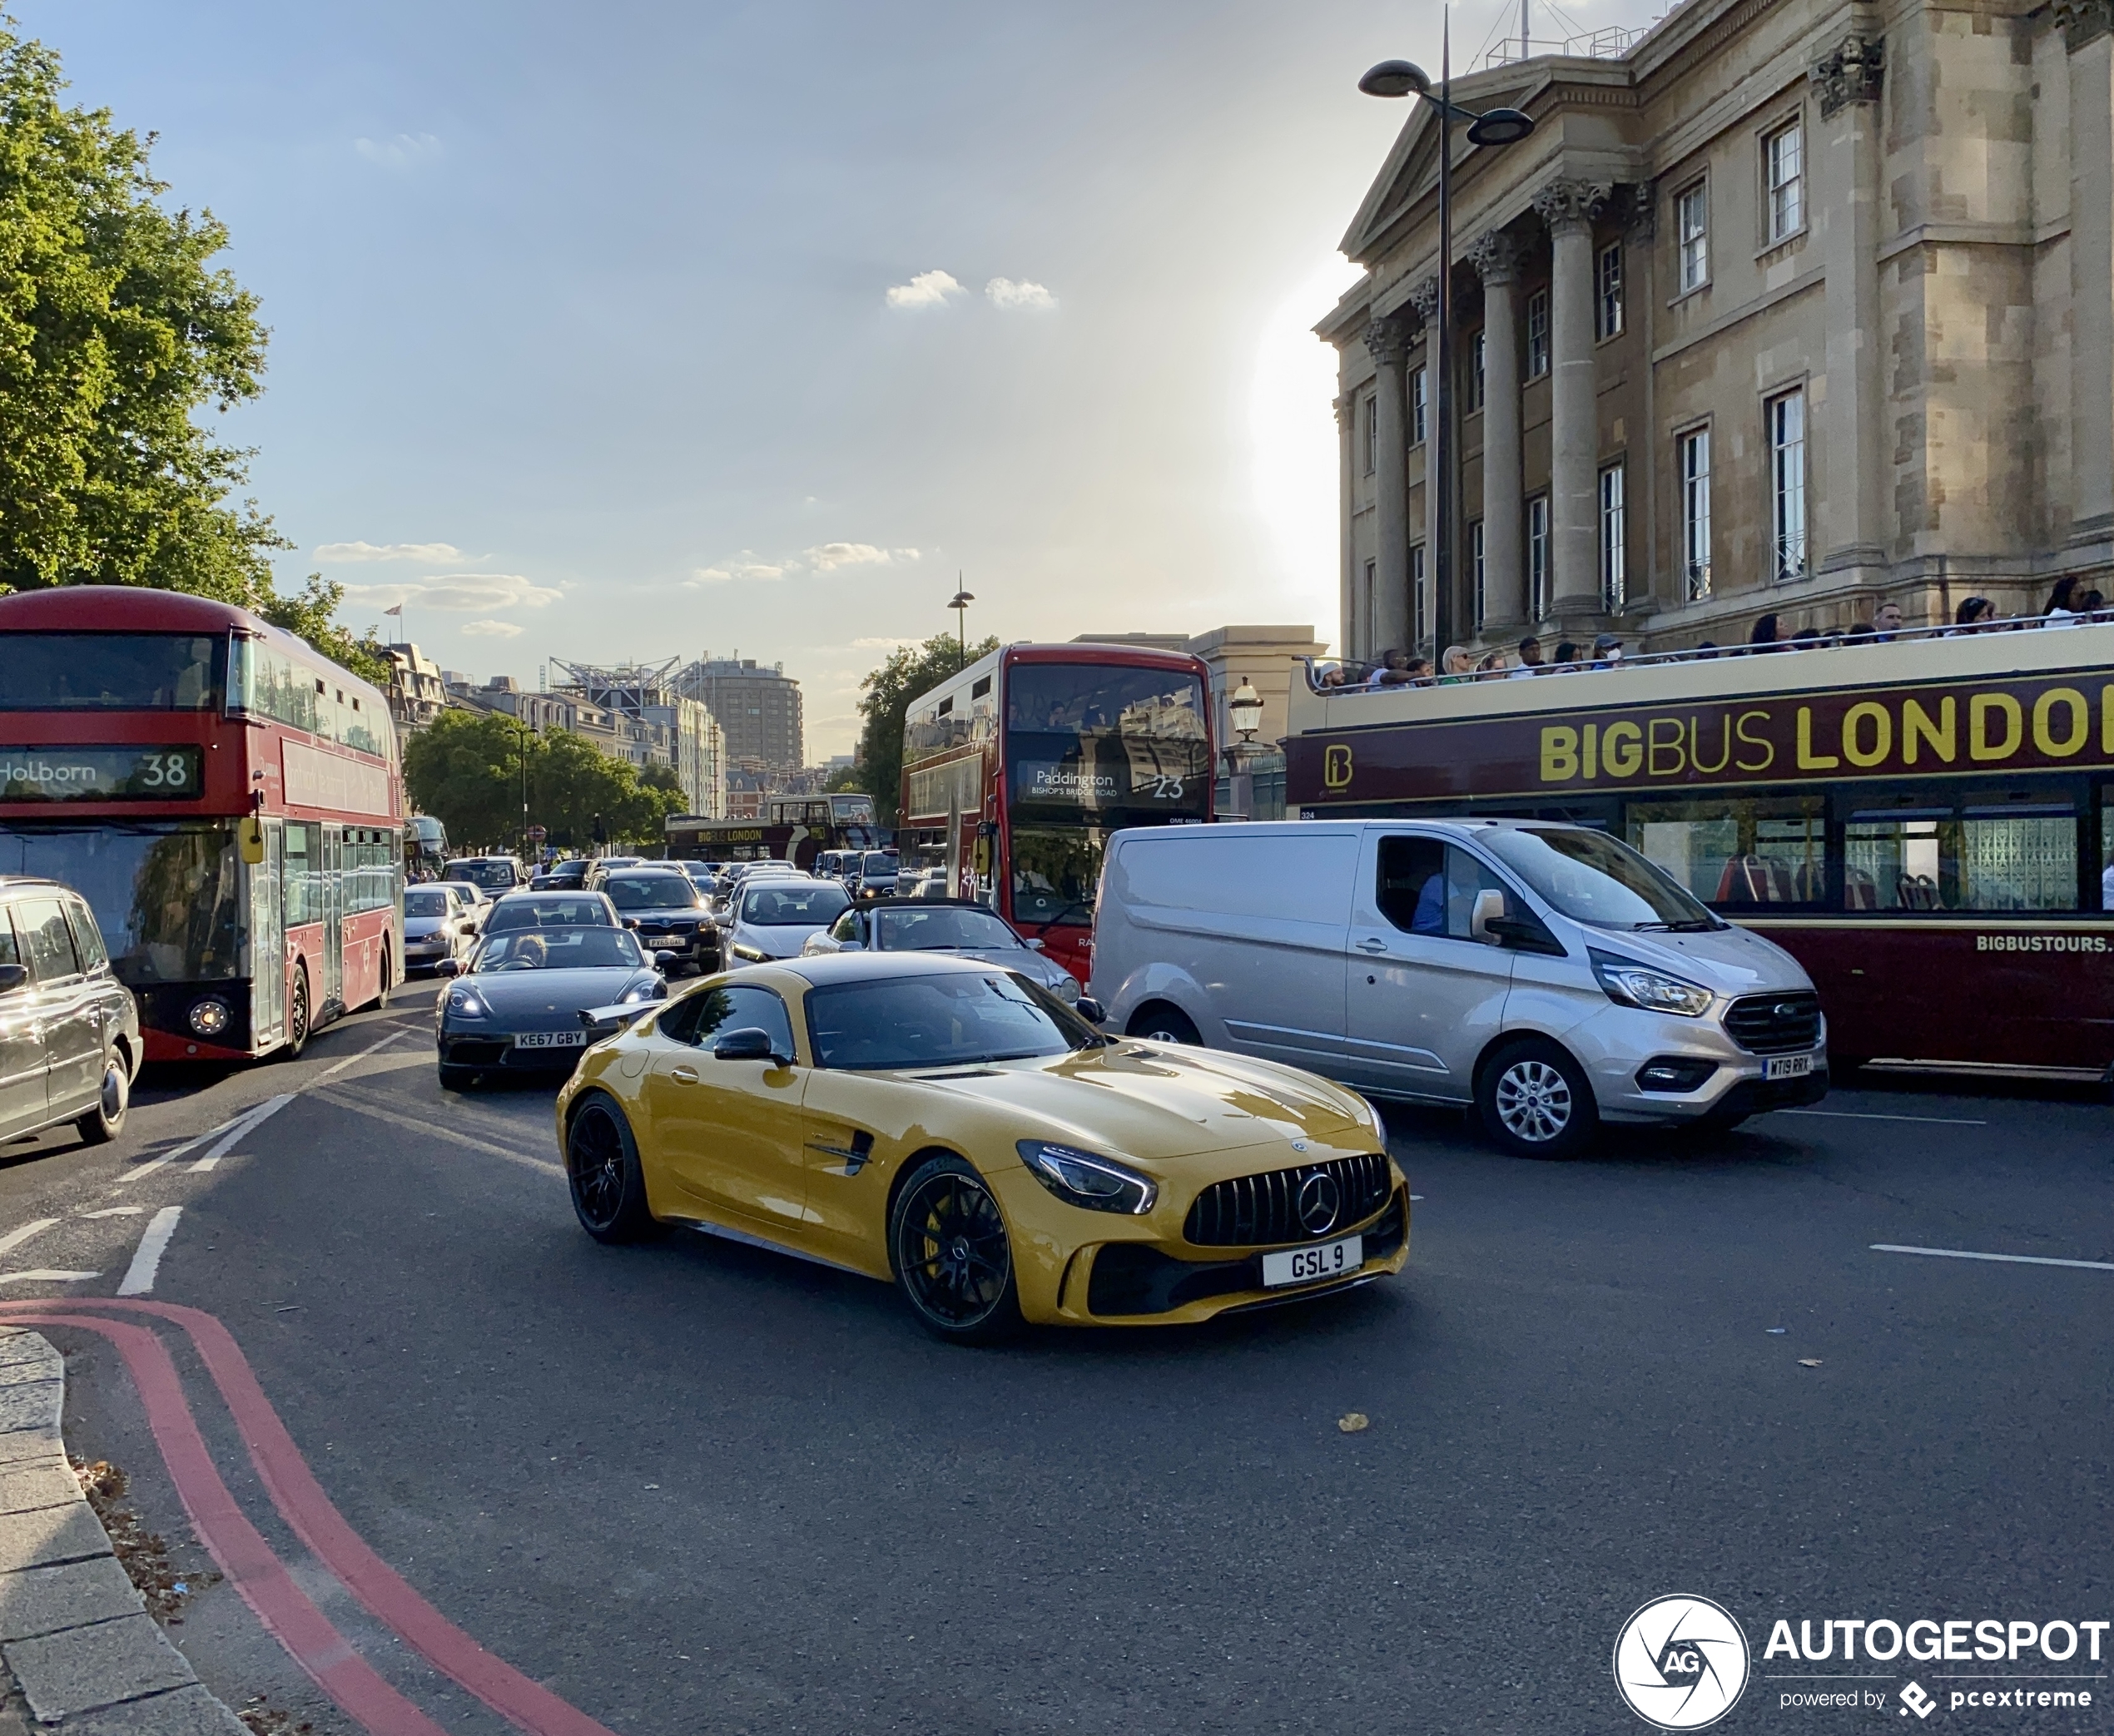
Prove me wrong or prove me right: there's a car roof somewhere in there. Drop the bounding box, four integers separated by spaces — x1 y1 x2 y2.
749 950 1019 990
0 875 71 895
604 866 689 877
860 897 994 911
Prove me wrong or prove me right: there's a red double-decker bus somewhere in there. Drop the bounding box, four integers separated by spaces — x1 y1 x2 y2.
899 642 1214 981
0 588 404 1061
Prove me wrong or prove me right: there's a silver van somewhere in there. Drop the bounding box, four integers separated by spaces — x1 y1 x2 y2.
1089 819 1826 1158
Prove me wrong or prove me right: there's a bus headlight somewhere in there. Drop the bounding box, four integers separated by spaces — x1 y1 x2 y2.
187 999 231 1038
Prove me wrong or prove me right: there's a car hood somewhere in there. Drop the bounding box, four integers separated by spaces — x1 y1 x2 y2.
733 923 828 960
404 915 451 937
1583 922 1815 998
902 1039 1373 1163
455 967 661 1027
884 944 1072 990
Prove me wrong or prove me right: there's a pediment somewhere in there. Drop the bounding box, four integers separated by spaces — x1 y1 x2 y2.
1338 69 1551 261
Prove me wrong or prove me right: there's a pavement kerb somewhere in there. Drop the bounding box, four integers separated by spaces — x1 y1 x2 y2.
0 1328 245 1733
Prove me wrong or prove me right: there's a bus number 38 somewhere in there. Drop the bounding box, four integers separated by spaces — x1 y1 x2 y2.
140 753 189 788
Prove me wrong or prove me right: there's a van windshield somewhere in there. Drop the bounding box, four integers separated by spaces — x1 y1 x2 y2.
1478 828 1723 931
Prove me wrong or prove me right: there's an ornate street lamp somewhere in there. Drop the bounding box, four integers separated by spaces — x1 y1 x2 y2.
1361 38 1535 668
1228 679 1263 743
949 587 975 670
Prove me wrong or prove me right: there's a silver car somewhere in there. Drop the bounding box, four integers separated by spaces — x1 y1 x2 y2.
403 885 479 975
0 875 141 1145
1090 819 1826 1159
723 878 851 964
802 898 1083 1004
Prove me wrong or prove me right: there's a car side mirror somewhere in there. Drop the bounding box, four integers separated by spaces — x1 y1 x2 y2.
653 950 676 969
435 958 463 979
838 940 864 952
1470 889 1508 945
713 1026 787 1065
1075 996 1106 1025
0 963 27 995
1024 938 1046 951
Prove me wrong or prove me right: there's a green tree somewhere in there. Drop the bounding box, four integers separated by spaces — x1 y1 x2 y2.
0 21 376 682
855 632 999 827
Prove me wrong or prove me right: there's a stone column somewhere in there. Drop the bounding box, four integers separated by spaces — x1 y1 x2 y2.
1335 392 1357 658
1470 231 1527 633
2059 0 2114 545
1363 316 1412 654
1535 179 1608 613
1811 36 1889 574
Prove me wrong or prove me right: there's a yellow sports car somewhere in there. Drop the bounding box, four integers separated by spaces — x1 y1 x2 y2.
553 953 1410 1342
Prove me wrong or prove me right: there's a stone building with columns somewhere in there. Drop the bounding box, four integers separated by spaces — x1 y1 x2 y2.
1320 0 2114 664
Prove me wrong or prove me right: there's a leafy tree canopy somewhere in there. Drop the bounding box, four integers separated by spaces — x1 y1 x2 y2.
854 632 1000 828
0 20 382 684
404 709 686 856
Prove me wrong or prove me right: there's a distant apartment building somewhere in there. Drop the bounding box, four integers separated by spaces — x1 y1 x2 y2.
550 660 727 819
676 657 804 776
382 642 448 732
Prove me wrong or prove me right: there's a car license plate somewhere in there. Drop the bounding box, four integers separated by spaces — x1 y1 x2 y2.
514 1031 586 1050
1262 1235 1362 1289
1764 1052 1816 1079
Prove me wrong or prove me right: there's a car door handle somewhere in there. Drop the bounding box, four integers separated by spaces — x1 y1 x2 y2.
669 1066 699 1084
1356 937 1389 954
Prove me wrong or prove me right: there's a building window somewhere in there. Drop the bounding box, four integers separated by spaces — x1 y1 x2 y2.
1471 520 1486 627
1526 495 1550 621
1679 428 1712 600
1677 181 1709 291
1599 462 1627 611
1766 122 1804 241
1410 365 1427 446
1468 331 1486 411
1596 244 1624 339
1363 395 1377 475
1526 290 1550 378
1410 544 1427 647
1769 389 1807 582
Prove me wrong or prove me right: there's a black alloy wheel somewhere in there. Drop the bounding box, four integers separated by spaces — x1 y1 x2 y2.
889 1154 1022 1344
75 1050 129 1144
1125 1002 1200 1047
1476 1036 1599 1160
280 969 311 1062
565 1095 662 1242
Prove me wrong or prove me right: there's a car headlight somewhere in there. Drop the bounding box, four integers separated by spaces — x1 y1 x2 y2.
730 942 767 962
446 988 489 1019
1051 973 1081 1004
1590 949 1713 1018
187 998 231 1037
618 980 653 1004
1016 1141 1157 1215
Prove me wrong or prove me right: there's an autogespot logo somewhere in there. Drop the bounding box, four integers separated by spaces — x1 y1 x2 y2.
1614 1595 1751 1730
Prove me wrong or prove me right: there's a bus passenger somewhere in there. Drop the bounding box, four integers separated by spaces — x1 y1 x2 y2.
1748 613 1788 653
1438 646 1476 684
1951 596 1997 633
1507 635 1546 677
1549 640 1581 672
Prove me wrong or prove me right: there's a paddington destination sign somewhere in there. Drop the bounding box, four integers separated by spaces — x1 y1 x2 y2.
1288 670 2114 804
0 745 204 802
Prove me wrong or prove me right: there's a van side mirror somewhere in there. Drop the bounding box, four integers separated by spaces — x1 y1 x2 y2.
0 963 26 995
1469 889 1508 944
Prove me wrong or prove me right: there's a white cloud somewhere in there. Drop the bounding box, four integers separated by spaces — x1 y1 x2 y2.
886 269 965 310
355 133 442 169
986 276 1057 311
315 540 467 564
687 553 789 587
344 573 560 612
850 636 917 650
460 619 524 639
805 543 919 571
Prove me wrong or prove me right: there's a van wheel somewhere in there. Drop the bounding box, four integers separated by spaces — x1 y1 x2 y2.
1125 1003 1200 1046
1477 1038 1597 1159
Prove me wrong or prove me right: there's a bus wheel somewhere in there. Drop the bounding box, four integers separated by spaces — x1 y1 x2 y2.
75 1049 130 1144
1125 1003 1200 1046
1477 1038 1598 1160
281 969 311 1062
375 945 393 1011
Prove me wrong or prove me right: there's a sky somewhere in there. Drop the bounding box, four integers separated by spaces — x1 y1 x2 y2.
27 0 1655 758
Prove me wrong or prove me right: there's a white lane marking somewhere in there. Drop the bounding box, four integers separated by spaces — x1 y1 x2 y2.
191 1094 294 1173
0 1221 58 1258
117 1117 239 1186
1778 1109 1987 1126
80 1207 145 1218
117 1206 184 1296
1872 1242 2114 1273
316 1027 414 1081
0 1270 99 1283
313 1088 562 1177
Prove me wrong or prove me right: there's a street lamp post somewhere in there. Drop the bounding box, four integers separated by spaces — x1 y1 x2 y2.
949 586 975 670
1220 677 1264 818
1360 40 1535 671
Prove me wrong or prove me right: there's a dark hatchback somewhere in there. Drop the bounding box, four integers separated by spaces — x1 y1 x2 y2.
603 869 718 974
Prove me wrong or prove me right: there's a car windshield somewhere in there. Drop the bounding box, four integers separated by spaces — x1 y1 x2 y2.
482 897 613 934
404 890 452 917
604 875 696 910
439 883 483 904
742 883 850 926
804 971 1090 1069
1479 827 1721 930
874 906 1020 952
446 860 518 889
860 852 896 875
472 929 643 971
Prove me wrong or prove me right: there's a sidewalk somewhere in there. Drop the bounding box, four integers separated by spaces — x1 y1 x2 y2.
0 1327 245 1732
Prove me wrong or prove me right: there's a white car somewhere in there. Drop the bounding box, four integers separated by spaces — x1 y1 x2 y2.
403 885 479 973
436 879 491 915
722 878 852 964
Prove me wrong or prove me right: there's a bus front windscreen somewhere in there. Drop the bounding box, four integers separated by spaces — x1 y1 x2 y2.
1005 663 1209 821
0 823 242 983
0 633 226 711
